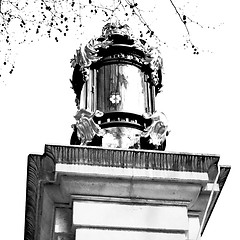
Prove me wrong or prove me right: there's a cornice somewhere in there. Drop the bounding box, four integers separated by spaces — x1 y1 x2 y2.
45 144 219 175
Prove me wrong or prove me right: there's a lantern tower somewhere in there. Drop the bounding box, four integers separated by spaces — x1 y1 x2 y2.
70 22 168 150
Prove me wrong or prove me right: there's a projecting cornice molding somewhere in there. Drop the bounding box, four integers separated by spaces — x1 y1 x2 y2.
201 165 231 235
45 144 219 176
24 152 55 240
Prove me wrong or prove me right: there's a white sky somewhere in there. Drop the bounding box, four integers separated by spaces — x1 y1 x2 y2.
0 0 239 239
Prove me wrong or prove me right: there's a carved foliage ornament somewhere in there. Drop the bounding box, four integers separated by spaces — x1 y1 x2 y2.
70 22 163 88
74 109 105 145
141 112 169 146
73 109 168 149
101 22 134 39
70 38 113 69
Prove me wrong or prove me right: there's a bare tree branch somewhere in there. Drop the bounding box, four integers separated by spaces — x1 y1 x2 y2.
0 0 217 79
169 0 190 35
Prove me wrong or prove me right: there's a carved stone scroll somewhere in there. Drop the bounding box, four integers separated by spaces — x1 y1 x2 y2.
74 109 105 145
141 112 169 150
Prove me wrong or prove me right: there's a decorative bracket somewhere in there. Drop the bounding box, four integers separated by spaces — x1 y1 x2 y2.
74 109 105 145
141 112 169 149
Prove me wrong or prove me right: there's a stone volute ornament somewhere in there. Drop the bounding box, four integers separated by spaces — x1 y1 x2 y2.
70 22 169 150
73 109 105 145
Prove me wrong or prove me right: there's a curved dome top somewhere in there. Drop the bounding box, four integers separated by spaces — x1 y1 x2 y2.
101 22 133 40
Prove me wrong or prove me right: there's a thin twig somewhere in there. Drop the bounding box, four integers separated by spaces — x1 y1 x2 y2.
168 0 190 36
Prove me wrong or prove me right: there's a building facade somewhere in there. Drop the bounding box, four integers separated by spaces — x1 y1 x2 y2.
24 23 230 240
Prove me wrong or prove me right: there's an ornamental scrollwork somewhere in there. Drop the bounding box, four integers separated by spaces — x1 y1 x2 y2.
70 38 113 69
73 109 105 145
141 111 169 148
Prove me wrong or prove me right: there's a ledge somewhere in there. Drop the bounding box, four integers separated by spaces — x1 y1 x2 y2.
56 164 209 183
45 144 219 174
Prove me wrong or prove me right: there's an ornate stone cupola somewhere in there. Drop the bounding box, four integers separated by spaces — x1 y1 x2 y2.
70 22 169 150
23 21 230 240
